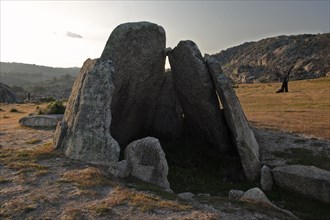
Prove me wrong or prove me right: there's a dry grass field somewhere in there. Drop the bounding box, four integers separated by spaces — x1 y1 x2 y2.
236 77 330 139
0 77 329 219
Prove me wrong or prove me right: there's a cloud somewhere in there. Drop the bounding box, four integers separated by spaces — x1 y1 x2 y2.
66 31 83 39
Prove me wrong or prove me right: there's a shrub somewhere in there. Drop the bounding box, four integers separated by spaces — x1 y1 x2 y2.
37 101 66 115
10 108 19 113
39 96 56 103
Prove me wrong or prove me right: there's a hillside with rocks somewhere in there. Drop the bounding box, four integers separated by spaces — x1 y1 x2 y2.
210 33 330 83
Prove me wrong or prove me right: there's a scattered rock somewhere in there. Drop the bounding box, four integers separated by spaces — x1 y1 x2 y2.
124 137 170 189
19 115 59 128
228 189 244 200
168 40 232 152
207 56 261 181
239 187 272 206
108 160 131 178
272 165 330 203
0 82 16 103
53 58 120 166
177 192 195 201
261 165 273 191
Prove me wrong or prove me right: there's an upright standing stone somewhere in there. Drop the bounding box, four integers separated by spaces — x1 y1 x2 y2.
207 56 260 181
168 40 232 152
100 22 182 147
53 59 120 166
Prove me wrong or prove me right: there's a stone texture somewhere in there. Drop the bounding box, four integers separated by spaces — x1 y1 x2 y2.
19 115 59 128
168 40 232 152
261 165 273 191
53 58 120 166
228 189 244 200
124 137 170 189
150 70 183 140
207 56 260 181
239 187 272 206
108 160 131 178
100 21 182 147
177 192 195 201
0 82 17 103
272 165 330 203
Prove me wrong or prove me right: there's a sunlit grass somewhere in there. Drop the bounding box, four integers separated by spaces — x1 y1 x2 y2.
236 77 330 139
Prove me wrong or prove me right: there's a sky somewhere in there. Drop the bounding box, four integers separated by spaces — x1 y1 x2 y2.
1 0 329 68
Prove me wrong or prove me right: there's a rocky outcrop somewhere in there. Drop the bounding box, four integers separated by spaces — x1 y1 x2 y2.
124 137 170 189
207 56 260 180
272 165 330 203
261 165 273 191
101 22 182 147
168 40 232 152
0 83 16 103
19 115 61 128
53 59 120 166
211 33 330 83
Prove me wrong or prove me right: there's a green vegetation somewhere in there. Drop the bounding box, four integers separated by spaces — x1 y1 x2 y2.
36 100 65 115
273 148 330 171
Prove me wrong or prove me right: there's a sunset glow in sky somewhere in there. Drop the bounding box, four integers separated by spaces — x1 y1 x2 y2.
1 1 329 68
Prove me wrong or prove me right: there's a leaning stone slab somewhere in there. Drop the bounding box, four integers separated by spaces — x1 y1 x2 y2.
272 165 330 203
53 58 120 166
19 115 61 128
124 137 170 189
207 56 260 181
168 40 232 152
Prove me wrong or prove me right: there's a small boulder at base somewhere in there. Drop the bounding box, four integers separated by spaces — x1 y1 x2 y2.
207 56 260 181
168 40 232 152
53 58 120 166
239 187 272 206
272 165 330 203
124 137 170 189
261 165 273 191
19 115 60 128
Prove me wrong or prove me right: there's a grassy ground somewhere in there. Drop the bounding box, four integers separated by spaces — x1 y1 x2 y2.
235 77 330 139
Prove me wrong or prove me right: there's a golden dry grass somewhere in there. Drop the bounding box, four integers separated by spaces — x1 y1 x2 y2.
90 186 192 213
0 103 47 131
60 167 115 188
235 77 330 139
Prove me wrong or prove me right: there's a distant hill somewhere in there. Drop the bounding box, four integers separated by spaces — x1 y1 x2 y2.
0 62 79 101
210 33 330 83
0 62 79 87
